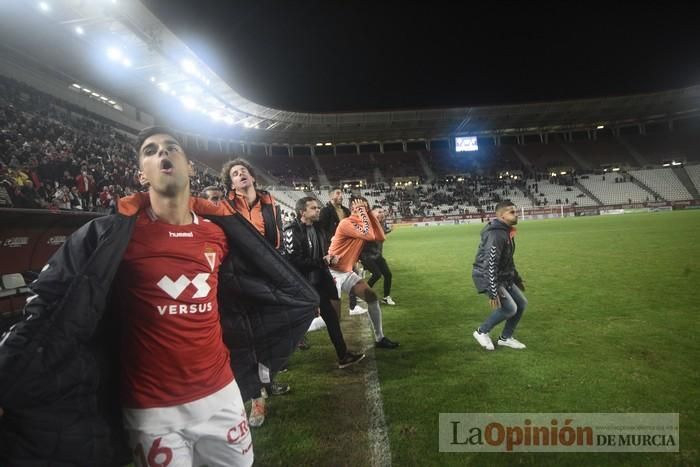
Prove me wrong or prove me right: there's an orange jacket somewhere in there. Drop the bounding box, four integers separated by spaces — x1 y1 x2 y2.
328 207 385 273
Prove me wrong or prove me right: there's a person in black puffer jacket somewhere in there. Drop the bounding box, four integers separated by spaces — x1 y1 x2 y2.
0 127 317 466
471 201 528 351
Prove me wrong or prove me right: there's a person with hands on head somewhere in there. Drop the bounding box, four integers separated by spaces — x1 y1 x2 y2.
471 201 528 351
328 196 399 349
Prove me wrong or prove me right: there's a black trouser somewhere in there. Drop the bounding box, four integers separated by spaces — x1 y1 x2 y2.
317 285 348 359
363 256 392 297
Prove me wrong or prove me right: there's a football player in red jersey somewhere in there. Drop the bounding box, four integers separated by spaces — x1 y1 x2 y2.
0 127 317 466
114 128 254 466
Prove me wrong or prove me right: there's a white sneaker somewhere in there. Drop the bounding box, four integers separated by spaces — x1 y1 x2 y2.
349 305 368 315
248 397 266 427
497 337 526 349
472 330 494 350
382 296 396 306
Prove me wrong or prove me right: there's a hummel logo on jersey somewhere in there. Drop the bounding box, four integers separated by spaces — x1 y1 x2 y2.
157 273 211 299
169 232 194 238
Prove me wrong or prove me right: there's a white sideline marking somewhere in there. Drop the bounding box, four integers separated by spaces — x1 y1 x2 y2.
361 316 392 467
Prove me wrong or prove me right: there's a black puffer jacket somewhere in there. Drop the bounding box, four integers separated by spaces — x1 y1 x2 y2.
0 194 318 466
283 219 337 298
471 219 522 299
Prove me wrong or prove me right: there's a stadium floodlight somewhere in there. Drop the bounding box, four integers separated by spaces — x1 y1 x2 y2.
91 92 100 97
181 59 197 74
672 161 682 166
100 96 108 101
180 96 197 110
324 142 332 146
612 167 620 172
560 171 567 175
108 100 116 105
662 163 671 167
315 143 323 146
551 172 557 177
107 47 122 61
72 83 81 89
38 2 51 13
597 125 605 129
82 88 91 93
75 26 85 35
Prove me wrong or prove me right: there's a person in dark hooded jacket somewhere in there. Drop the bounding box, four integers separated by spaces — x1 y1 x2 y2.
471 201 528 351
0 127 317 466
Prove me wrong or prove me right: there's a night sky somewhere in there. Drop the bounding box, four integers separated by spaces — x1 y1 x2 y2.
142 1 700 113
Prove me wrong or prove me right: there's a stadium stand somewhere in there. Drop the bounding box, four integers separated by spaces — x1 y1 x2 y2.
2 73 698 222
627 168 692 201
577 173 651 205
685 164 700 192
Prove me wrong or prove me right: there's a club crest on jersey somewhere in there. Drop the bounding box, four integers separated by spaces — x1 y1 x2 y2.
204 245 217 272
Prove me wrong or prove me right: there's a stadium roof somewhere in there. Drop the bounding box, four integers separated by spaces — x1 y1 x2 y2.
1 1 700 147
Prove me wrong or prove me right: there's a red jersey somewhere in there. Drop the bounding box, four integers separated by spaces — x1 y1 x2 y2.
115 208 232 408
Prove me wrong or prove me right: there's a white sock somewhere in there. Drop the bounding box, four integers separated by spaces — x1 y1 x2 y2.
367 300 384 341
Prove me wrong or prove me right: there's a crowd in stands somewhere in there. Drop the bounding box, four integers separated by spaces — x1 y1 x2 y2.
0 76 218 212
1 75 697 218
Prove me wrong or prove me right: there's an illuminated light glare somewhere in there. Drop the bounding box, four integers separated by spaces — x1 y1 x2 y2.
181 59 197 74
107 48 122 61
596 125 605 129
324 142 332 146
560 171 567 175
82 88 91 93
75 26 84 35
180 96 197 110
71 83 81 89
99 96 108 101
315 143 323 146
91 92 100 97
38 2 50 13
121 58 132 67
224 116 235 125
158 82 169 92
150 76 156 82
108 100 116 105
